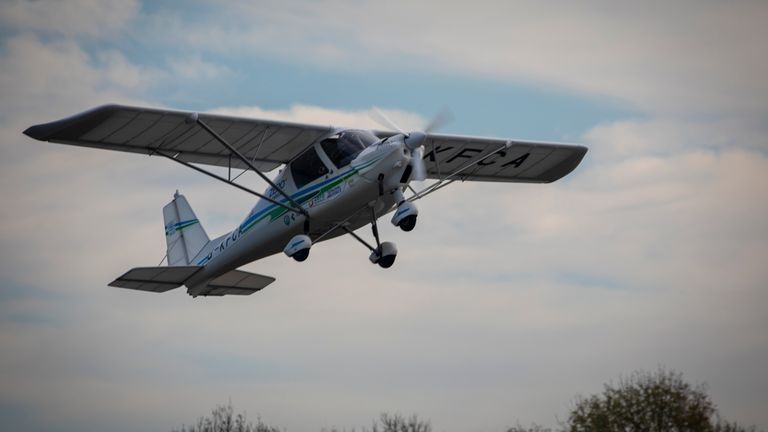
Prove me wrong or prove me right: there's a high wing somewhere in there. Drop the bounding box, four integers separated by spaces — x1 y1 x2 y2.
23 104 335 172
419 133 587 183
24 104 587 183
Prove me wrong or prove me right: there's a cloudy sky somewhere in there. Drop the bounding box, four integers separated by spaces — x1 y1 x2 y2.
1 1 767 431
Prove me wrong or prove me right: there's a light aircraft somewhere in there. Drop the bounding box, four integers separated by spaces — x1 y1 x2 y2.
24 105 587 297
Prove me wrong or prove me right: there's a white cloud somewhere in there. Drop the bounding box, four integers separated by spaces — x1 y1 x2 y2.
4 100 767 430
0 35 156 123
147 1 768 121
211 104 426 131
167 55 232 80
585 117 768 161
2 2 768 431
0 0 139 38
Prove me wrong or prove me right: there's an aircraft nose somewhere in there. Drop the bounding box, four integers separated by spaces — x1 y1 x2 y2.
404 131 426 151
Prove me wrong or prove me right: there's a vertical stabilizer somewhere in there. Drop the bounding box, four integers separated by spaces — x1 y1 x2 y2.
163 191 210 266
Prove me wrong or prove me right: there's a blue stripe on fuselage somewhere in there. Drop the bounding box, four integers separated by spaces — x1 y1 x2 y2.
237 157 381 234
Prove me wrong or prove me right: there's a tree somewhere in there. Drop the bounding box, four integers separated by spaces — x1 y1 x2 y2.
506 422 553 432
565 367 757 432
368 413 431 432
713 418 759 432
172 401 280 432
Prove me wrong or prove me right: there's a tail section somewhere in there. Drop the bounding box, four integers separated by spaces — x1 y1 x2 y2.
108 191 277 296
163 191 210 266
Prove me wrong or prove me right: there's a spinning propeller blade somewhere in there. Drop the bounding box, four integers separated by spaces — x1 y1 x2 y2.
411 146 427 181
424 107 454 134
370 107 407 136
369 107 453 183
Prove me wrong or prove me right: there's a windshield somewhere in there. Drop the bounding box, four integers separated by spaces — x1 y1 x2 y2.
321 130 379 168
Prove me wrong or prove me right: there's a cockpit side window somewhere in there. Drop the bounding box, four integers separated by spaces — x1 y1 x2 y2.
290 147 329 189
321 130 379 168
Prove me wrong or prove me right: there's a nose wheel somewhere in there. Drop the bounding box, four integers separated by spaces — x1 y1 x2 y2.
397 215 417 232
390 189 418 232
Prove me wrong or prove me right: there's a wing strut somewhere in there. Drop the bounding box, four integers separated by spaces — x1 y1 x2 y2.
151 148 299 214
191 114 309 219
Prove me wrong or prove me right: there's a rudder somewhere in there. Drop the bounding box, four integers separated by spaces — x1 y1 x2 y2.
163 191 210 266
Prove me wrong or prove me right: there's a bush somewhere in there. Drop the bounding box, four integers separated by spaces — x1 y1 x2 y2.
565 368 756 432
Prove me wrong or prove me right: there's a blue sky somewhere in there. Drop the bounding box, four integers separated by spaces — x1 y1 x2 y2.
1 1 767 431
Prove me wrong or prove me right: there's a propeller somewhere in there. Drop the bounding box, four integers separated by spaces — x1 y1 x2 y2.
411 146 426 181
370 107 407 136
370 107 453 182
424 108 453 134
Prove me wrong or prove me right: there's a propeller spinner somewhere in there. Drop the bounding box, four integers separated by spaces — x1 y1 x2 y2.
371 107 453 182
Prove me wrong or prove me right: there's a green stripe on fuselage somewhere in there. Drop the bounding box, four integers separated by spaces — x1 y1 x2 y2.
238 156 382 235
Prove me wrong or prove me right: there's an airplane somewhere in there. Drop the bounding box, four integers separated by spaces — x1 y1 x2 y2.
24 104 588 297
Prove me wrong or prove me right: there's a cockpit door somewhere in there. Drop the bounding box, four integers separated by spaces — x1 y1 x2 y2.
288 144 332 189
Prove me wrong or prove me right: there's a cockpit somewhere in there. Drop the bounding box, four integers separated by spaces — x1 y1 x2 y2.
321 130 379 168
290 130 380 189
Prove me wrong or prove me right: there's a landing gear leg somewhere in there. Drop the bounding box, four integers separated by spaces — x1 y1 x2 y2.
370 206 381 250
340 204 398 269
369 205 397 268
377 173 385 197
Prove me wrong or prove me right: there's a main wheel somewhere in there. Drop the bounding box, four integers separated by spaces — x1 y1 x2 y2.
292 248 310 262
377 254 396 268
397 214 417 232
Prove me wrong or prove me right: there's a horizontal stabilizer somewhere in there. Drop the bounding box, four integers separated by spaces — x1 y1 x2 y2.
204 269 275 296
109 266 202 293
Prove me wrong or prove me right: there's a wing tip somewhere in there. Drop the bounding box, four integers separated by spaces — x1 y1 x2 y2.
542 145 589 183
22 104 124 142
23 124 46 141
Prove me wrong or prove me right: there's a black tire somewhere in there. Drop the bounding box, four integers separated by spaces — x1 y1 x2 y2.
378 254 396 268
292 248 310 262
398 215 417 232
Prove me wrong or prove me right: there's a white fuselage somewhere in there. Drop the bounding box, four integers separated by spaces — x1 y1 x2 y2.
184 134 410 296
